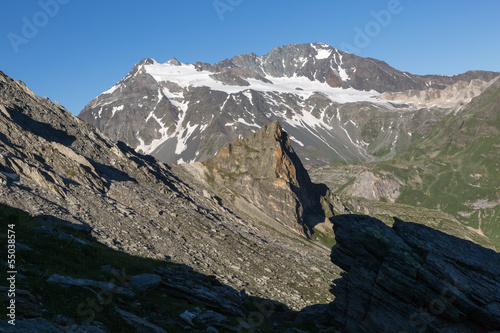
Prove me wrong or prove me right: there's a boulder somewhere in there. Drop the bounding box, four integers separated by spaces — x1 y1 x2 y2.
46 274 135 297
154 265 244 317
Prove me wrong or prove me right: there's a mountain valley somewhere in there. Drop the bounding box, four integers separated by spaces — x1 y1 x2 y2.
79 42 500 249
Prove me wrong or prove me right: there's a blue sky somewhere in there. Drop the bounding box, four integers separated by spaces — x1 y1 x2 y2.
1 0 499 115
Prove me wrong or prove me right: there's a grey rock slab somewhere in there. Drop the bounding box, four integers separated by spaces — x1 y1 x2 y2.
31 226 88 245
328 214 500 332
46 274 135 297
128 273 162 292
115 308 167 333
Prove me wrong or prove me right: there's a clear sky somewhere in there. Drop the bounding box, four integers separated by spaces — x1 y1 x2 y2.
1 0 499 115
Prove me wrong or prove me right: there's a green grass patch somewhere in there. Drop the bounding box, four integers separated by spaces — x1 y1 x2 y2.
477 86 500 110
312 228 336 248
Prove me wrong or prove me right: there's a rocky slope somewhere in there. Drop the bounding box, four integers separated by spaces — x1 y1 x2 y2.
79 43 499 165
0 203 318 332
326 214 500 332
308 163 498 250
3 196 499 332
0 70 341 313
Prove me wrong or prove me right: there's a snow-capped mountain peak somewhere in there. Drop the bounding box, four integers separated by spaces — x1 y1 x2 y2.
79 43 500 165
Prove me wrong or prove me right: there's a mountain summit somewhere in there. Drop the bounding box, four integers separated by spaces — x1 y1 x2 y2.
79 43 500 165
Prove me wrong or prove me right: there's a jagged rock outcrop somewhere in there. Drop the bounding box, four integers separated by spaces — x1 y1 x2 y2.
202 121 348 235
327 214 500 332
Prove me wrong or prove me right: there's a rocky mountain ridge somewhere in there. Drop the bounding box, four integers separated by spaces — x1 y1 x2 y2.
79 43 500 165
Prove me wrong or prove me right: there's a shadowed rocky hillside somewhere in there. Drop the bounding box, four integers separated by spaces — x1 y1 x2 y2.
1 70 499 332
326 214 500 332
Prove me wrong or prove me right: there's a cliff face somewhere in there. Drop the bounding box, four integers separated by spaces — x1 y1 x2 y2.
327 214 500 332
202 121 348 235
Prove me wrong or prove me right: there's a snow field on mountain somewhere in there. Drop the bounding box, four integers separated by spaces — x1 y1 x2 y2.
144 62 392 106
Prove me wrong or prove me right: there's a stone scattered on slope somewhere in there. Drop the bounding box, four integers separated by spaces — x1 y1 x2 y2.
46 274 135 297
154 265 245 317
32 226 89 245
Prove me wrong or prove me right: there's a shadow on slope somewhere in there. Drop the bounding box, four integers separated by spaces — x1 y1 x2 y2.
7 105 77 147
0 204 322 333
